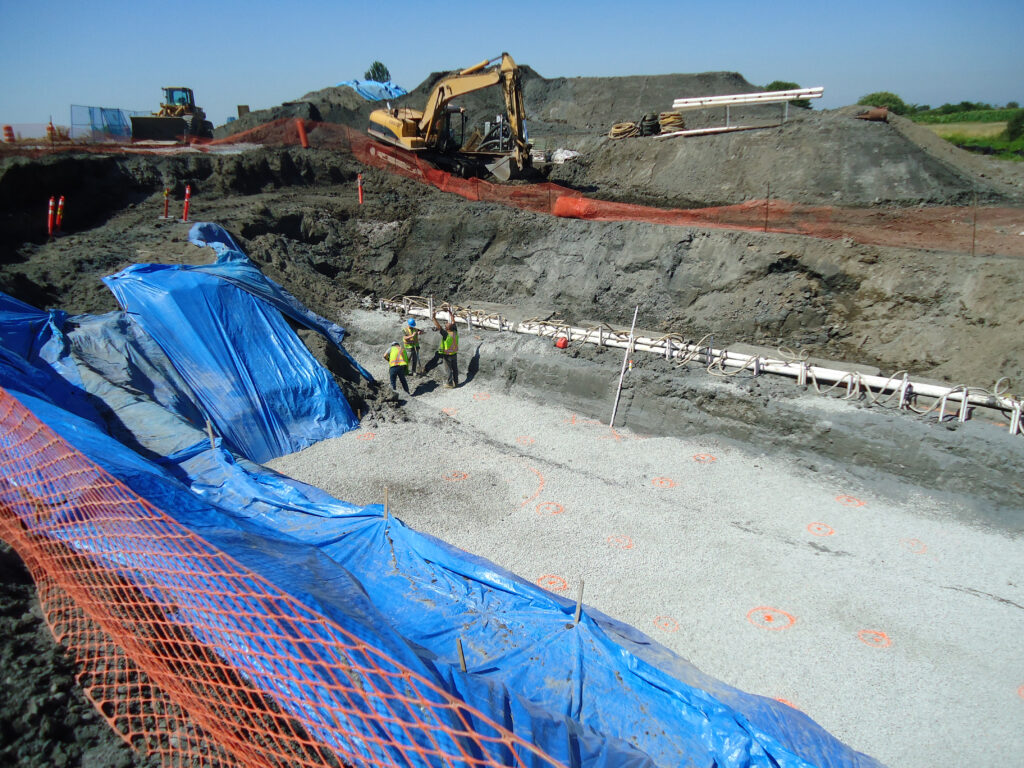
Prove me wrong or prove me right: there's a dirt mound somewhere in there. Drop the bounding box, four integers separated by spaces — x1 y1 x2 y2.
215 65 1024 209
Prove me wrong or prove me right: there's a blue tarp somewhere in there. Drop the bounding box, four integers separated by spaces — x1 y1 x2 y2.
101 224 366 463
336 78 408 102
0 227 885 768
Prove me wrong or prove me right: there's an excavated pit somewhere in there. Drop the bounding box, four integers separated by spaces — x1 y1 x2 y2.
2 65 1024 766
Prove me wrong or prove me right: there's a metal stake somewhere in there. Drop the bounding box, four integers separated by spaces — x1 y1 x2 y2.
573 579 584 626
609 306 639 427
971 191 978 258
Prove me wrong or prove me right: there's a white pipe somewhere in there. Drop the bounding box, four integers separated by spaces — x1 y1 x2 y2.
672 87 824 111
610 306 639 427
380 300 1021 430
654 124 759 140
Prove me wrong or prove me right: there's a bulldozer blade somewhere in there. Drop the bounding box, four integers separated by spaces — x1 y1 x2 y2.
131 115 187 141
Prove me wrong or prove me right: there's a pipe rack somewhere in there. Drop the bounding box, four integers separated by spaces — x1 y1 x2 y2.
671 88 824 111
378 297 1022 436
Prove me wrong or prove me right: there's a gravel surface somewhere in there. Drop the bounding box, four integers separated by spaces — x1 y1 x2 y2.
269 311 1024 768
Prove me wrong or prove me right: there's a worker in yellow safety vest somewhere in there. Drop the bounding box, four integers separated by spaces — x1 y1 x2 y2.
383 341 411 396
402 318 422 374
432 307 459 388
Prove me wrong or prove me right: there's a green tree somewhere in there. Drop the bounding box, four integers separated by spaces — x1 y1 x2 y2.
1006 109 1024 141
1007 101 1019 109
857 91 909 115
764 80 811 109
364 61 391 82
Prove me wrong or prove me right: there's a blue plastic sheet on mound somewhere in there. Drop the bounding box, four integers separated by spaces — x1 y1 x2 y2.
185 223 372 386
102 233 362 464
0 245 887 767
336 78 408 101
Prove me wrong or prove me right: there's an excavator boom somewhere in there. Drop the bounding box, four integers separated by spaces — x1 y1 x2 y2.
368 53 532 181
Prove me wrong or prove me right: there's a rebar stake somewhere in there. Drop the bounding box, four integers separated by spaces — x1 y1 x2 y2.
573 579 584 626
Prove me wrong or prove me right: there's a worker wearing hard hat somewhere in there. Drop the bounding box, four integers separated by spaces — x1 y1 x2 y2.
383 341 411 396
431 307 459 388
402 318 422 374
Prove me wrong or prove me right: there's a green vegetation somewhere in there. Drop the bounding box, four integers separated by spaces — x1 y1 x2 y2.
940 131 1024 160
1007 109 1024 141
764 80 811 109
856 91 1022 157
912 108 1018 124
364 61 391 82
857 91 910 115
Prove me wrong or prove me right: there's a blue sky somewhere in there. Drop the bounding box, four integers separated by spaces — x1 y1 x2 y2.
1 0 1020 127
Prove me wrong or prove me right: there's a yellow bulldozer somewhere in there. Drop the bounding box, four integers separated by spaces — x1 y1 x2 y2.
131 87 214 141
368 53 532 181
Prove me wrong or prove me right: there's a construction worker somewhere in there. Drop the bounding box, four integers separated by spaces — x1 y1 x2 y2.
432 307 459 388
402 318 422 374
383 342 411 396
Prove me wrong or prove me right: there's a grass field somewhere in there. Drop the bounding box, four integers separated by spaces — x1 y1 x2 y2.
924 121 1007 139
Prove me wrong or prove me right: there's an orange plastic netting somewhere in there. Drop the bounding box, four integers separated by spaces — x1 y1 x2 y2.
209 119 1024 256
0 385 567 768
6 117 1021 256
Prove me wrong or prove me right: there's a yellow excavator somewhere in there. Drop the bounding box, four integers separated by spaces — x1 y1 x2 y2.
367 53 532 181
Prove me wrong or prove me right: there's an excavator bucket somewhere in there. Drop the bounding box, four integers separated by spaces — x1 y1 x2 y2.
485 155 515 182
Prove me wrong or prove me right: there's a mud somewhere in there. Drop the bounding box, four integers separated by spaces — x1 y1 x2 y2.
1 64 1023 764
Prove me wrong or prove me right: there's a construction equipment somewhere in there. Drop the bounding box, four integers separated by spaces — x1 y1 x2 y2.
368 53 532 181
131 87 214 141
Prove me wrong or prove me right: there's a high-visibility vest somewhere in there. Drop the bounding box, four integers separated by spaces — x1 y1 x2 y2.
388 345 408 367
403 328 419 348
438 329 458 355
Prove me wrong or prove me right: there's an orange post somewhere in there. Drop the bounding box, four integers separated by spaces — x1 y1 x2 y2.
358 173 363 205
2 125 14 143
47 196 55 239
56 196 65 232
182 185 192 222
162 188 170 219
295 119 309 149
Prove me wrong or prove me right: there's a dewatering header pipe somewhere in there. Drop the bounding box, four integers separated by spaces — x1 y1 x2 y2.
379 297 1022 436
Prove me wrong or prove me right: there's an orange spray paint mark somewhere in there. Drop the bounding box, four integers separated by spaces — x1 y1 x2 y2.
857 629 891 648
535 502 564 515
536 574 568 592
807 522 835 537
836 494 865 507
747 606 796 631
653 616 679 633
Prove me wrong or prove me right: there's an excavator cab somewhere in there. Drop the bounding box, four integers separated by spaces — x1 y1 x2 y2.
159 88 196 117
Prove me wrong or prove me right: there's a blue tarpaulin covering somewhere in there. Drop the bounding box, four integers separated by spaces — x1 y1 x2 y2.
101 224 367 463
0 227 885 768
336 79 408 101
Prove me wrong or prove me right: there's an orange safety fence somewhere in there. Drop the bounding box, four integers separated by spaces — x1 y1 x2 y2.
208 119 1024 256
4 116 1021 257
0 385 568 768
